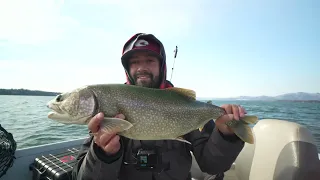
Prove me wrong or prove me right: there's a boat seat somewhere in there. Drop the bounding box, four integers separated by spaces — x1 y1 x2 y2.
235 119 320 180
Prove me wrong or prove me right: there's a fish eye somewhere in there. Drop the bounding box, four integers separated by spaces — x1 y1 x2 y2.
56 94 63 102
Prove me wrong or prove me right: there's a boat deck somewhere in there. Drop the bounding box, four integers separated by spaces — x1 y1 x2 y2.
224 169 238 180
191 162 238 180
191 153 239 180
199 169 238 180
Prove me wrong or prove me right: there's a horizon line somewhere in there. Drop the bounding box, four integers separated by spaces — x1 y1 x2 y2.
1 87 319 99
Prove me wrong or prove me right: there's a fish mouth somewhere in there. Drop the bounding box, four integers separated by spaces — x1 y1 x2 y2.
46 101 70 121
47 110 74 124
46 101 91 124
47 101 63 114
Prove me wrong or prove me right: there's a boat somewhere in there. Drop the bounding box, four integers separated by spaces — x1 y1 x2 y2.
1 119 320 180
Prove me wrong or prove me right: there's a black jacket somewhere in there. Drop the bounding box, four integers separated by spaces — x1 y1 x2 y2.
72 119 244 180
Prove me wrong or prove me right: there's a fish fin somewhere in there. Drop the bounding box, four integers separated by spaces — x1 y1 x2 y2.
229 122 255 144
166 136 192 145
100 117 133 134
175 136 192 145
166 87 196 100
241 115 258 124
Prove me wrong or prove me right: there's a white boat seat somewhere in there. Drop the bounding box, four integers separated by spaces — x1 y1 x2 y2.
235 119 320 180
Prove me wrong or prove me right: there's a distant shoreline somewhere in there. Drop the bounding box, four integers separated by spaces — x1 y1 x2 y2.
203 98 320 103
276 100 320 103
0 89 60 96
1 88 319 102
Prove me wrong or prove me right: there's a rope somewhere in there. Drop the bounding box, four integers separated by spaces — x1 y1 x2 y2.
0 124 16 178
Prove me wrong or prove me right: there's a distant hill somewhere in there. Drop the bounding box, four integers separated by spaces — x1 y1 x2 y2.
274 92 320 101
203 92 320 102
0 88 61 96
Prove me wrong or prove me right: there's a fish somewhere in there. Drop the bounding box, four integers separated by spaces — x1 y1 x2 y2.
46 84 258 144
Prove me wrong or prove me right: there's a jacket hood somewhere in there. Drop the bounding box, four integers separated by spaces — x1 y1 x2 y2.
121 33 173 89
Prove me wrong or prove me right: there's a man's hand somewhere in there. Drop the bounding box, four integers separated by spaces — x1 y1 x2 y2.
88 112 124 155
215 104 247 135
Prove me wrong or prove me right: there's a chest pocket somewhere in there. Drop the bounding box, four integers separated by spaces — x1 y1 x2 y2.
121 138 193 180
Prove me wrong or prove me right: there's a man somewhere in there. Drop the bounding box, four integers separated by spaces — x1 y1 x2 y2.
72 33 246 180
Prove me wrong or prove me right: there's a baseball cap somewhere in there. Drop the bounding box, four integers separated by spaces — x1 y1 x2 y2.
121 36 163 67
120 33 170 87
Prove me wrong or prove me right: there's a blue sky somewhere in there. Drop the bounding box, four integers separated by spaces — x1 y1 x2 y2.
0 0 319 98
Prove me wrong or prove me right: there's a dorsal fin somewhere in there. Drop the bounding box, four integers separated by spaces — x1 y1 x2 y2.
165 87 196 100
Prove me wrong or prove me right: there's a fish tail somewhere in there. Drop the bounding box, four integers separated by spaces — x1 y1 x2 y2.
241 115 258 124
229 121 255 144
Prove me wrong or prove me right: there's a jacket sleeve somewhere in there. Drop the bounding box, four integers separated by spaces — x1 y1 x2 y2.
184 120 244 175
72 135 124 180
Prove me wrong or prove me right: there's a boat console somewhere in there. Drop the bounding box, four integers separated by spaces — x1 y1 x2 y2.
234 119 320 180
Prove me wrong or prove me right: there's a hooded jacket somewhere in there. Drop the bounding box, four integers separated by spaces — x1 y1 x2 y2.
71 33 244 180
121 33 173 89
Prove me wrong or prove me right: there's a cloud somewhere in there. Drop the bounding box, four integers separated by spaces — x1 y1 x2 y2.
0 0 78 45
0 0 230 47
0 0 192 46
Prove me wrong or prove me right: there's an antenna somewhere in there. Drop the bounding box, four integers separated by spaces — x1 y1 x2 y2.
170 46 178 81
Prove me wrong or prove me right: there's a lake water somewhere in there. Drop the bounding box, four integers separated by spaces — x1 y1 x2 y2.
0 95 319 152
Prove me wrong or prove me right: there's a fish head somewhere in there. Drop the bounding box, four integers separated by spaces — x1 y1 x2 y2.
47 86 97 124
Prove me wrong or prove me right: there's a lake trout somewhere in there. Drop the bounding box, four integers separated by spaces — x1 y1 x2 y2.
46 84 258 144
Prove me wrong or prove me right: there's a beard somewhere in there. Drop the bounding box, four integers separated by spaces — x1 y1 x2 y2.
133 71 160 88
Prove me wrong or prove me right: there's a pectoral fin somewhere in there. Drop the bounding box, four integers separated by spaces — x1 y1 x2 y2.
100 117 133 134
229 122 255 144
241 115 258 124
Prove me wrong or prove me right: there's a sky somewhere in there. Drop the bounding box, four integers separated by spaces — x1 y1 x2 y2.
0 0 319 98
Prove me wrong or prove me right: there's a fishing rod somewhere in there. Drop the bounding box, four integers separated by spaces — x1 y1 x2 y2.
170 46 178 81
